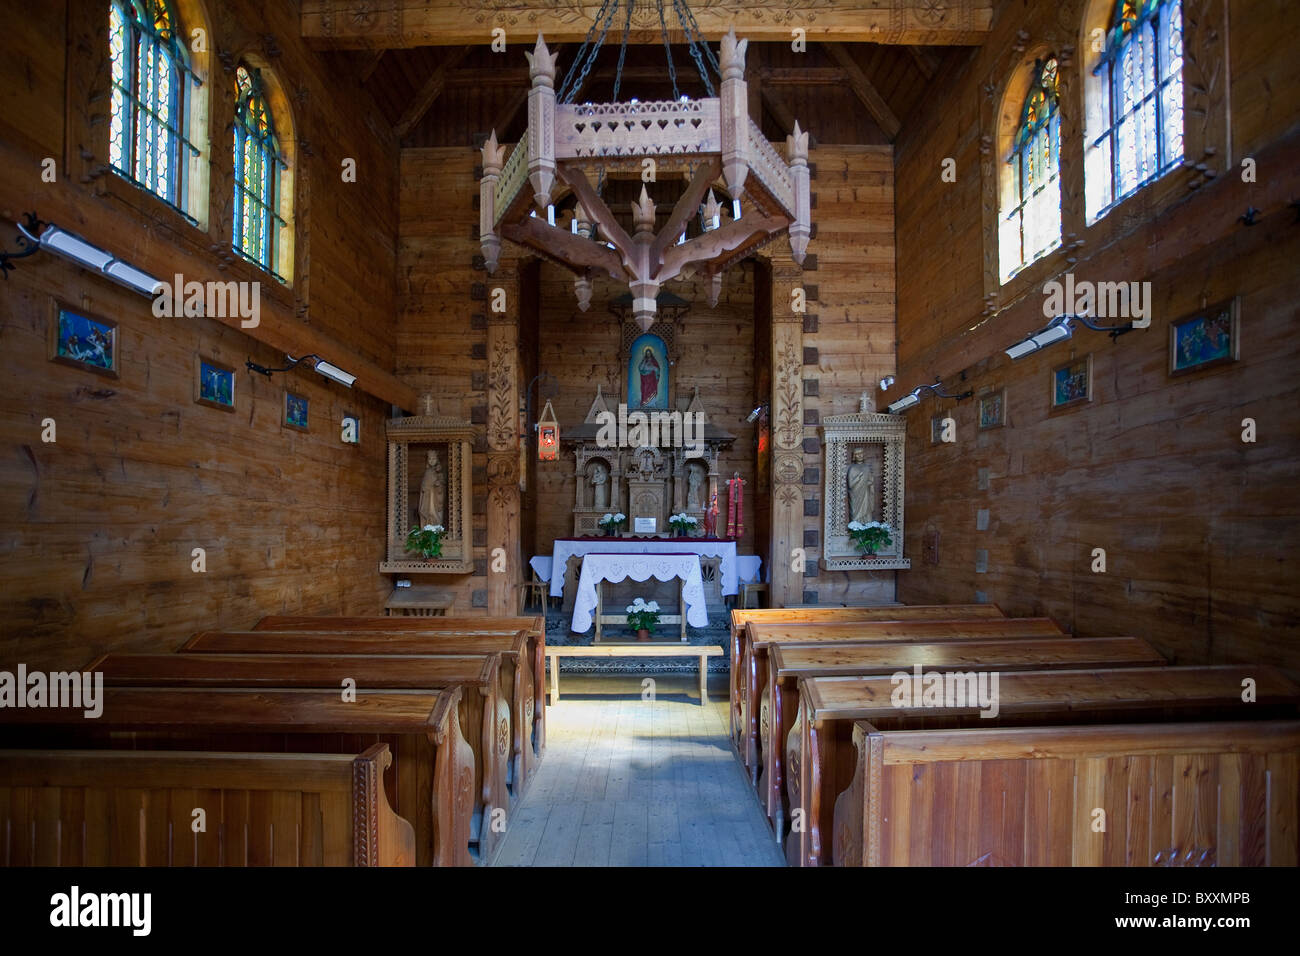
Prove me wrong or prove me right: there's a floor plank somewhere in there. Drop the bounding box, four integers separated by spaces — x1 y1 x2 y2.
490 673 784 867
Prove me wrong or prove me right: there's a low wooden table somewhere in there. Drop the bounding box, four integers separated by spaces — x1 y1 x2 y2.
547 644 724 705
384 585 455 616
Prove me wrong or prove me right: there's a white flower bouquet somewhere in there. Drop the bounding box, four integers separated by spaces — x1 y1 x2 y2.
847 520 892 555
406 523 446 559
626 597 661 637
598 512 627 535
668 513 698 536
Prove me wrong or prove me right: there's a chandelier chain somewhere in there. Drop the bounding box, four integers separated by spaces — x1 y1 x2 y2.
558 0 618 104
672 0 720 94
611 0 635 102
658 0 680 100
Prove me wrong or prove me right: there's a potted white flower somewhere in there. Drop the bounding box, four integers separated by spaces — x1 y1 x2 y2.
406 524 446 560
597 512 626 537
668 512 698 538
847 520 892 556
625 598 661 641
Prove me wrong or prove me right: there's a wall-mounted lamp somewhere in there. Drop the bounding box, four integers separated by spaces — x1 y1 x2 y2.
746 403 769 424
1 213 163 296
887 378 973 414
879 375 896 390
1005 313 1135 360
245 353 356 388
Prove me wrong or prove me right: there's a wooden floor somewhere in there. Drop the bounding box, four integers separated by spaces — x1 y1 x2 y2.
490 673 785 867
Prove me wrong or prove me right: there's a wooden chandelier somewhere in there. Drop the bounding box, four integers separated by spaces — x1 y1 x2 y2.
479 29 811 330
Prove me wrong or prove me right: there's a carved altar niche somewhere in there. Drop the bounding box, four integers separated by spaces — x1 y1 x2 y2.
382 415 474 574
821 412 910 571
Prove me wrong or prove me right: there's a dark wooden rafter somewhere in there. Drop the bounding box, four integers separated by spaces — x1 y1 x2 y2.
356 49 386 83
393 46 471 138
907 45 940 80
822 43 901 140
759 85 798 140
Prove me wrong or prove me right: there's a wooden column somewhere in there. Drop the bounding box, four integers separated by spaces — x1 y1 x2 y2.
769 258 805 608
486 268 522 616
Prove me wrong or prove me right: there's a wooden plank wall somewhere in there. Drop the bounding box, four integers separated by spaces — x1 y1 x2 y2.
800 145 898 605
893 0 1300 670
0 1 398 667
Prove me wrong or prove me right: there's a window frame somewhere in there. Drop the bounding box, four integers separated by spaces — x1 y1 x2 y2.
999 56 1064 285
231 63 290 282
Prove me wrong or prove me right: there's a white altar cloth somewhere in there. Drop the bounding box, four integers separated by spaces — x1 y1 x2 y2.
570 552 709 634
550 538 738 598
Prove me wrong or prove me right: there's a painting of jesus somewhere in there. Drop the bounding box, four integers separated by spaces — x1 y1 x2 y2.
626 332 669 410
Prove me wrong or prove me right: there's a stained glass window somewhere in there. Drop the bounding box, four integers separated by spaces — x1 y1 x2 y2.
232 65 287 277
108 0 197 211
1000 57 1062 284
1085 0 1184 222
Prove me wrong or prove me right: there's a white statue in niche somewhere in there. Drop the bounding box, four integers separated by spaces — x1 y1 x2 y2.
418 449 446 528
686 461 705 509
847 447 876 524
590 461 609 509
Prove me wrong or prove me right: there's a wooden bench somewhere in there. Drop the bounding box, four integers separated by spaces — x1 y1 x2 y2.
742 617 1065 782
547 644 725 705
0 687 476 867
0 743 416 866
254 615 546 757
188 627 540 792
761 636 1168 841
791 665 1300 867
727 604 1005 749
88 651 512 837
839 719 1300 867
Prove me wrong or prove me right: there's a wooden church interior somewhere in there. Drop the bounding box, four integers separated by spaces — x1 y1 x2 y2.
1 0 1298 869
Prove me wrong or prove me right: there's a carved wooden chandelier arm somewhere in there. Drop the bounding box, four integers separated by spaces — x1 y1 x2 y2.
556 166 635 261
656 214 786 282
501 219 626 280
649 157 724 265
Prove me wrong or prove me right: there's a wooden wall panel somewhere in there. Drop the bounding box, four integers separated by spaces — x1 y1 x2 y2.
893 0 1300 671
0 1 397 667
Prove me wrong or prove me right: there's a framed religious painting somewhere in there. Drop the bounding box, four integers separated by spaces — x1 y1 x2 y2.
1050 354 1091 410
49 300 118 378
977 388 1006 430
626 332 669 410
194 356 236 411
283 390 309 432
1169 298 1240 376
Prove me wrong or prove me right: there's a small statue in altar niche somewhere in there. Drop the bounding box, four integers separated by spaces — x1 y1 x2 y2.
726 471 745 538
686 460 705 509
418 449 446 528
703 490 719 537
590 460 609 510
847 447 876 525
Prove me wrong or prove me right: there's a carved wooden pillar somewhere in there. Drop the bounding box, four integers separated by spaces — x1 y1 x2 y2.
486 268 522 616
769 258 805 608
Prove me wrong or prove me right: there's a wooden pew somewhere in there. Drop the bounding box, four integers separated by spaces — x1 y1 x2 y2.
839 720 1300 867
761 636 1167 841
0 743 416 866
186 627 538 796
742 617 1066 782
791 665 1300 867
0 688 477 867
727 604 1005 748
254 615 547 760
87 651 512 848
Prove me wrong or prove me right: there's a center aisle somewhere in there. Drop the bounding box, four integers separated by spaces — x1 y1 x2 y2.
489 674 785 867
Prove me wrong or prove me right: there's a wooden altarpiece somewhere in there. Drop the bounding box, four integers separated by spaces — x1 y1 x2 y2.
820 411 910 571
382 415 474 574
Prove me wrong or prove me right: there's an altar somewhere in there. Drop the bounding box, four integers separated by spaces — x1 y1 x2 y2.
570 552 709 640
548 537 740 599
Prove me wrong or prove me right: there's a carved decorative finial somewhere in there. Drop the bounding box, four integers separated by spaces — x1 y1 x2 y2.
719 27 748 79
787 121 809 165
573 202 594 239
420 393 435 416
574 276 592 312
525 34 559 87
481 130 505 175
708 273 722 307
701 189 722 231
632 185 657 234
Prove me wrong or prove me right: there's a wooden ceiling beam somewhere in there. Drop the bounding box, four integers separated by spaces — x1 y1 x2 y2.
303 1 993 48
356 49 386 83
907 45 941 80
822 43 901 140
759 85 798 141
393 46 470 138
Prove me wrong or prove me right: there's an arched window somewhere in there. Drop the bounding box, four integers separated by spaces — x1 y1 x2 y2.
108 0 199 212
999 57 1062 284
1084 0 1184 222
232 64 289 278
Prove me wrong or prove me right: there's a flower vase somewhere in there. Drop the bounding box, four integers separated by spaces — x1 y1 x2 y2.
636 628 651 642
